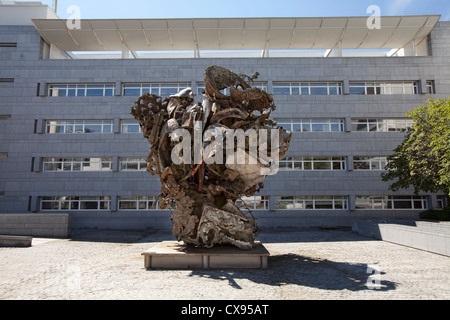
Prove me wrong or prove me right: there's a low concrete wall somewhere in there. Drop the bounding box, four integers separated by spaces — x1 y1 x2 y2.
352 219 450 257
0 213 71 238
0 235 32 247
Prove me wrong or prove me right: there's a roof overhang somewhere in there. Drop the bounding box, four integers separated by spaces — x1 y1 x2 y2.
32 15 441 52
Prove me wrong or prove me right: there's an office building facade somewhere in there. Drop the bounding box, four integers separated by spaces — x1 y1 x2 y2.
0 2 448 230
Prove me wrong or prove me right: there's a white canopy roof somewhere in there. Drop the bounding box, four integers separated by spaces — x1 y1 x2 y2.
32 15 441 52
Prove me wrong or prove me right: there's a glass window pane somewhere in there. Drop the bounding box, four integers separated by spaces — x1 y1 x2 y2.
86 89 103 96
349 87 365 95
120 201 137 210
84 122 102 133
310 87 328 95
394 200 412 209
354 161 370 170
303 161 312 170
313 161 331 170
81 200 99 210
315 200 333 209
103 124 112 133
124 88 141 96
273 86 291 95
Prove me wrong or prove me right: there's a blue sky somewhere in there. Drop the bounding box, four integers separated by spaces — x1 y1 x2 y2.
15 0 450 20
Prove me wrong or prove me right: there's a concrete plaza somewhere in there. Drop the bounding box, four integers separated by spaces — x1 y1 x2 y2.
0 228 449 300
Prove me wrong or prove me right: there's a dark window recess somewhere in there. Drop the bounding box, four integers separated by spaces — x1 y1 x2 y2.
31 157 35 172
0 78 14 85
0 43 17 47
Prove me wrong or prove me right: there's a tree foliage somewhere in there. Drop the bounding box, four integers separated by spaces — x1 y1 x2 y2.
381 98 450 201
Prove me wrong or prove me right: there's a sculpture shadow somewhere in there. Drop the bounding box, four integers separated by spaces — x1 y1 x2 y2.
188 254 397 292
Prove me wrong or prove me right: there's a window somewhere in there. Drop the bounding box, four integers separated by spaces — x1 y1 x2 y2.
0 43 17 47
0 78 14 85
123 83 190 97
119 157 148 171
0 153 7 158
46 120 113 134
355 196 427 210
236 196 269 210
351 119 414 132
273 82 342 95
349 82 418 95
48 84 115 97
43 158 112 172
276 119 344 132
197 82 268 96
436 196 447 209
353 157 388 170
41 196 111 211
121 120 142 133
275 196 348 210
279 156 346 171
118 196 158 210
426 80 435 94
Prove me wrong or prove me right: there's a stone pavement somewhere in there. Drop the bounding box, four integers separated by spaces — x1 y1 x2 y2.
0 228 449 300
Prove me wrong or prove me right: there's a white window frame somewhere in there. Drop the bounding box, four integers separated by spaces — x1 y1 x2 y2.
348 81 418 95
40 196 111 211
122 83 190 97
276 119 344 132
43 157 113 172
353 156 388 171
119 157 148 171
48 84 115 97
355 195 428 210
351 119 414 132
121 120 142 133
45 120 113 134
197 82 268 96
118 196 158 210
236 196 269 210
278 156 346 171
273 82 342 95
275 196 348 210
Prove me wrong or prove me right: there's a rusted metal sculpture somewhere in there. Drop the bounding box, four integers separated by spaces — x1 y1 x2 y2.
131 66 291 250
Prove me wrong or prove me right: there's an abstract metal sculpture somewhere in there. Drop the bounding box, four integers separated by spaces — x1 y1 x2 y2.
131 66 291 249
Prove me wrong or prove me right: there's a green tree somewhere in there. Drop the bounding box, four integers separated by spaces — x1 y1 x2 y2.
382 98 450 205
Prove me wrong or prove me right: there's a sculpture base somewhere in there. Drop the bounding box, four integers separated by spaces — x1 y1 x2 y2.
142 241 269 269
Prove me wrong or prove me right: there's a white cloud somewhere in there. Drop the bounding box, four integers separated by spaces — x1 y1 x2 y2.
386 0 414 15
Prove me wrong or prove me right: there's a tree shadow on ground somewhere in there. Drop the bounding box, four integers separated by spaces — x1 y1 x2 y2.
188 253 397 292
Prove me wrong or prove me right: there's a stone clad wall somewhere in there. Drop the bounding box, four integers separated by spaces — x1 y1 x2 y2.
0 213 71 238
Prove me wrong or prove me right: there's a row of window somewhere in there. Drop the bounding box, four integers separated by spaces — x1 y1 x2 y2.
39 195 439 211
42 157 147 172
49 84 116 97
46 80 435 97
39 156 389 172
45 120 140 134
43 118 413 135
279 157 347 171
277 118 414 133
